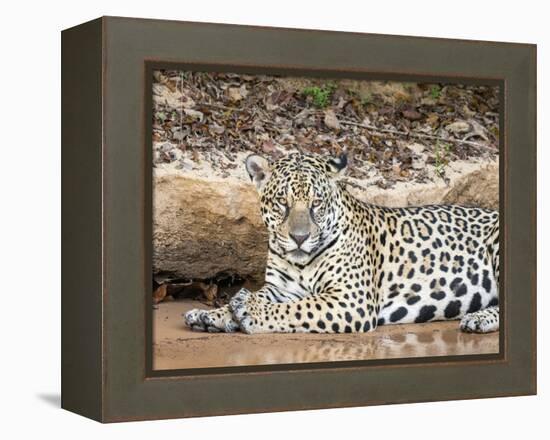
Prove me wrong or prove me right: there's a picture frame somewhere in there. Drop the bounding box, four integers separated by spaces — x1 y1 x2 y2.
61 16 536 422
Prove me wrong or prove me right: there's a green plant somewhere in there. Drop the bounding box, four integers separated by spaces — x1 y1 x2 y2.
361 92 372 106
429 85 441 100
156 111 167 123
302 83 336 108
434 141 451 178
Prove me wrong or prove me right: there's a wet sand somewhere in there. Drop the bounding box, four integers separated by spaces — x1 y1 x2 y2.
153 299 499 370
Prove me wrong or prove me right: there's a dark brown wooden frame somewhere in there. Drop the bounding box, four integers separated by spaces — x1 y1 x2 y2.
62 16 537 422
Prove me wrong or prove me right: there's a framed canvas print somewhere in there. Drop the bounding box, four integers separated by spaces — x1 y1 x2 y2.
61 16 536 422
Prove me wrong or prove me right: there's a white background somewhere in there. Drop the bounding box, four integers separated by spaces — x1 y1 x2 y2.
0 0 546 437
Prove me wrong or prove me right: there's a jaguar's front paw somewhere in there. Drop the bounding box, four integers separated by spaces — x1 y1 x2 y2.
184 308 209 331
229 288 251 321
202 309 240 333
183 306 239 333
229 288 258 334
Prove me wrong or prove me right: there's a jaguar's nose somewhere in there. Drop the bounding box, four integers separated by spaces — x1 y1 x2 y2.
290 232 310 247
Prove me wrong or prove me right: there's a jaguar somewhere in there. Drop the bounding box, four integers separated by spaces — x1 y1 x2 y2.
184 152 499 335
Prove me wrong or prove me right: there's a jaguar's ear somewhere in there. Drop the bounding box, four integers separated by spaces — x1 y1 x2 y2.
245 154 271 190
326 153 348 177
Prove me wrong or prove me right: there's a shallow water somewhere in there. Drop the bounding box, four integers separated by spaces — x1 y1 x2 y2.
153 299 499 370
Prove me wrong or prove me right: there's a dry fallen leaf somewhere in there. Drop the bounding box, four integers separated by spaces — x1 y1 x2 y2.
425 113 439 126
198 282 218 306
183 108 204 122
153 284 168 304
324 109 341 130
463 119 490 141
402 109 422 120
165 79 178 93
227 84 248 102
208 123 225 135
408 143 426 155
446 120 470 134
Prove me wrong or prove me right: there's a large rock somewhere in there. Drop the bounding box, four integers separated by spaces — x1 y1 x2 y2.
153 160 498 284
153 174 267 284
442 164 499 210
353 162 499 211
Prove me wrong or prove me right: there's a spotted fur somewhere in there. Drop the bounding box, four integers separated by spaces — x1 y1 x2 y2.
185 153 499 335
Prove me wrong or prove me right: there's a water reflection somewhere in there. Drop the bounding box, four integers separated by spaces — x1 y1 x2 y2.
154 322 498 370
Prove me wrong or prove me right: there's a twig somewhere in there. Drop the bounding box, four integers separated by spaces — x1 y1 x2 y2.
197 102 247 113
339 119 498 152
340 178 371 192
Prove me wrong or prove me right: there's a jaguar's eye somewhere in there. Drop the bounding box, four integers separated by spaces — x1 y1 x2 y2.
277 197 287 206
312 199 323 208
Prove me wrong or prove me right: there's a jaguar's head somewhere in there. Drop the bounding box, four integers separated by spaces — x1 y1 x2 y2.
246 152 347 265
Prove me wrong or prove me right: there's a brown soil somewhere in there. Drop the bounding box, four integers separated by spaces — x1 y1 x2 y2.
153 299 499 370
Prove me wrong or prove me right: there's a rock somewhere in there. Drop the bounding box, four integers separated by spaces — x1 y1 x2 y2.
442 163 499 210
348 161 498 211
153 159 498 284
153 173 267 286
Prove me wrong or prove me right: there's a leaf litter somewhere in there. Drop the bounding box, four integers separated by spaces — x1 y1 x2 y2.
153 70 498 189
